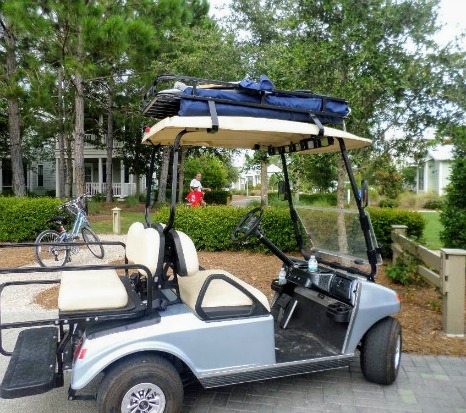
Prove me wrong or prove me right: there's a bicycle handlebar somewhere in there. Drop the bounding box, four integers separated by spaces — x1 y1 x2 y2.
60 194 89 213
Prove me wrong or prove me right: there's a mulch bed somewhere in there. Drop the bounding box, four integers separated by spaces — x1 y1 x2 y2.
2 246 465 356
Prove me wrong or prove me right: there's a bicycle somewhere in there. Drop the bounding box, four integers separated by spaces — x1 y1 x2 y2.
34 194 105 267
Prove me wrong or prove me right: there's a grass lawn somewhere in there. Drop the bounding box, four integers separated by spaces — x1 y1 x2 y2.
420 211 443 250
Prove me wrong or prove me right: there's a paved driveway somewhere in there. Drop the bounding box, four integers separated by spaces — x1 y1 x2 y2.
1 350 465 412
1 237 465 412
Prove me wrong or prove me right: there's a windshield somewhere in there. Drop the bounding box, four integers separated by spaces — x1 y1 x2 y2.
295 205 382 277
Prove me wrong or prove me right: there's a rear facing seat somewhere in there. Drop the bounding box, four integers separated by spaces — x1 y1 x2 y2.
169 230 270 319
58 222 161 312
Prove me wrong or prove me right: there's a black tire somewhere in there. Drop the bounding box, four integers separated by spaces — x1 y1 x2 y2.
81 227 104 259
360 316 402 385
34 229 69 267
97 354 183 413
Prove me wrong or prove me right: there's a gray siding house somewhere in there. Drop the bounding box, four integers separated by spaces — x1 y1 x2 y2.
1 134 144 197
416 144 453 196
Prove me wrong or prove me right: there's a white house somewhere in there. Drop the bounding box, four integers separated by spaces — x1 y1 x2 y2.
0 134 144 198
233 164 283 192
416 144 453 196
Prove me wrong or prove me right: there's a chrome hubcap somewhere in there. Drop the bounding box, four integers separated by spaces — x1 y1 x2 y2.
121 383 166 413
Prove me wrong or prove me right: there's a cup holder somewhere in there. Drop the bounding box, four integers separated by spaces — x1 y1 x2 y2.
326 303 351 323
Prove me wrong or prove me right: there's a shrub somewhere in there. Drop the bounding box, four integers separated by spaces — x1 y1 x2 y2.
378 199 399 208
147 205 424 257
0 197 62 242
203 190 232 205
423 199 444 210
440 146 466 248
151 206 297 252
298 193 337 206
367 207 425 257
386 255 424 285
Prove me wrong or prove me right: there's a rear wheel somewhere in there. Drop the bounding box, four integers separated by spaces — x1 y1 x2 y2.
81 227 104 258
34 229 69 267
360 316 402 385
97 355 183 413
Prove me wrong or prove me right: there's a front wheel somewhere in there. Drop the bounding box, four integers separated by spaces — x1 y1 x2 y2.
360 316 402 385
34 229 69 267
81 227 104 259
97 355 183 413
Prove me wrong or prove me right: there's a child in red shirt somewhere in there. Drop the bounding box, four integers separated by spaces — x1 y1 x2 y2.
185 188 203 207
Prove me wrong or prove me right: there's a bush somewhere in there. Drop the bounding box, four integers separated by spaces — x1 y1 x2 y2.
203 190 232 205
440 147 466 248
423 199 444 210
298 193 337 206
367 207 425 257
378 199 399 208
0 197 62 242
386 256 424 285
151 206 297 252
147 205 423 257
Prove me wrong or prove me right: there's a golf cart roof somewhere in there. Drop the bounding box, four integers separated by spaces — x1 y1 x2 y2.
142 116 371 153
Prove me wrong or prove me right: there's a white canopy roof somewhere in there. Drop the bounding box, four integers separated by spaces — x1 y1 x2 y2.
142 116 371 154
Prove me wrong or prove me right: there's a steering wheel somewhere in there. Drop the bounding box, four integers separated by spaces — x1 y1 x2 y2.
231 207 263 242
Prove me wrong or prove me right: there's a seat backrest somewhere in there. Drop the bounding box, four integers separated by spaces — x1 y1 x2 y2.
126 222 145 263
126 222 161 280
168 229 199 277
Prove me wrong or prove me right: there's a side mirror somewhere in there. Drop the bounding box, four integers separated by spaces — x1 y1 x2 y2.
360 180 369 208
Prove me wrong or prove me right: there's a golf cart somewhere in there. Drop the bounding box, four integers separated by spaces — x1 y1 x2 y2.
0 75 401 413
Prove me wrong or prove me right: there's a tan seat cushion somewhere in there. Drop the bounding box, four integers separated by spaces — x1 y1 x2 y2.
178 269 270 313
58 270 128 311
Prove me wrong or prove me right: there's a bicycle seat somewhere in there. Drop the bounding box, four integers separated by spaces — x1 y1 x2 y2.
50 215 65 223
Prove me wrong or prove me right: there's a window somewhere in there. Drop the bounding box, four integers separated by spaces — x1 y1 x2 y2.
38 164 44 187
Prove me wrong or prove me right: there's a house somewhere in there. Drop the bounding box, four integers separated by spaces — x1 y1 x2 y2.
0 134 144 198
233 164 282 192
416 144 453 196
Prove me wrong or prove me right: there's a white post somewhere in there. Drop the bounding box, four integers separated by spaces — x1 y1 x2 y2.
98 158 103 193
112 207 122 235
441 248 466 337
120 160 125 197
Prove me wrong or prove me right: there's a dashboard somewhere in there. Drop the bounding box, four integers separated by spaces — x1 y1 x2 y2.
286 264 357 305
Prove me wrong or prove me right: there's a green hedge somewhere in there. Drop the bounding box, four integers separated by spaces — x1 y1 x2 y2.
0 197 62 242
0 198 425 257
367 207 424 256
298 193 337 206
149 206 423 256
151 206 297 252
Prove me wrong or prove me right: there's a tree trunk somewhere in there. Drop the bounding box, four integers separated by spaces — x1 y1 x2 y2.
336 157 348 254
66 135 73 198
4 19 26 197
177 146 187 203
57 67 66 198
73 25 85 196
106 82 114 203
157 146 170 203
260 159 268 206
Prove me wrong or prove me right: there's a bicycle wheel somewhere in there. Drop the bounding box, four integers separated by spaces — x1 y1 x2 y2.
35 230 69 267
82 227 105 259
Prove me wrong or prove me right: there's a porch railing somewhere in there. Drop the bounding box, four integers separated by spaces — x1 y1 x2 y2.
85 182 137 197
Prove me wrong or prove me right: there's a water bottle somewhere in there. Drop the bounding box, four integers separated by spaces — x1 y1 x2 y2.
308 255 318 272
278 267 287 285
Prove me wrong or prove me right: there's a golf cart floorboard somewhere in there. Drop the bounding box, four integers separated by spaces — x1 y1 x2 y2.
275 326 340 363
1 327 58 399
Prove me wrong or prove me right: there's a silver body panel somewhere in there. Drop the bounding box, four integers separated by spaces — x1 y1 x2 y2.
71 276 400 391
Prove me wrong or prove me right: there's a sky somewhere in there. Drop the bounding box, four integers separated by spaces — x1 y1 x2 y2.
208 0 466 49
